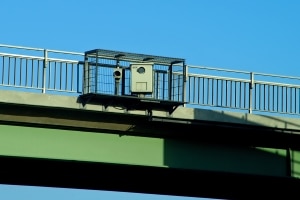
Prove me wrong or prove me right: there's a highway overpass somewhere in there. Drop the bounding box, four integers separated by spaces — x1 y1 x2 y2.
1 44 300 199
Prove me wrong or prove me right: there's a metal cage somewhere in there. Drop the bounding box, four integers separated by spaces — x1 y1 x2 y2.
81 49 186 113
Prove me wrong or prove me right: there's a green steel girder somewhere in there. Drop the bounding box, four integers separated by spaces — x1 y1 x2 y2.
1 94 300 199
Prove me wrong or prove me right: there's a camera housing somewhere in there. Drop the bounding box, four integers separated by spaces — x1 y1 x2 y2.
130 62 153 94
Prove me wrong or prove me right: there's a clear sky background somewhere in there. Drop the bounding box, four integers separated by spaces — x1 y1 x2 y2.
0 0 299 199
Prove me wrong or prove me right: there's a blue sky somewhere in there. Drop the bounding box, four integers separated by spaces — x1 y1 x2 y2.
0 0 300 199
0 184 207 200
1 0 300 76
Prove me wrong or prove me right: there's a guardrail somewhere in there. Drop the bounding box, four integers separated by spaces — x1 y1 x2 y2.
186 65 300 116
1 44 300 116
0 44 84 95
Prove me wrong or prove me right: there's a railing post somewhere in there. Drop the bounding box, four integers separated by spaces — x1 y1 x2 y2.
183 63 187 107
168 64 173 101
83 55 89 94
249 72 254 114
42 49 48 93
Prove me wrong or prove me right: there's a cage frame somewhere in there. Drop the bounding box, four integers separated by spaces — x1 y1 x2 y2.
80 48 186 114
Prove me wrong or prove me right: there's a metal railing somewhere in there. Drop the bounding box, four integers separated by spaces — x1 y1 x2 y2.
0 44 84 95
186 65 300 116
1 44 300 117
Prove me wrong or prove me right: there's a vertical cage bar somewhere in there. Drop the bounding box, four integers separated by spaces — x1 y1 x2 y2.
95 55 99 93
168 64 173 101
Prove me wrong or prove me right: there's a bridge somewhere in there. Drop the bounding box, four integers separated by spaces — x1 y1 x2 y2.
1 44 300 199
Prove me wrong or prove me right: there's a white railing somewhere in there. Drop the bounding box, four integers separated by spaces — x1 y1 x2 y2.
186 65 300 115
0 44 84 95
1 44 300 116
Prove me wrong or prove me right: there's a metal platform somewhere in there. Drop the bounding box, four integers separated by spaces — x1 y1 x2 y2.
79 93 184 114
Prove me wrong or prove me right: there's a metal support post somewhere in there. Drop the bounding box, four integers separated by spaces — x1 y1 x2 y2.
249 72 254 114
42 49 48 93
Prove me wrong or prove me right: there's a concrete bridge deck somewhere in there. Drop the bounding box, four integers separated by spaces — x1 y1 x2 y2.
1 90 300 149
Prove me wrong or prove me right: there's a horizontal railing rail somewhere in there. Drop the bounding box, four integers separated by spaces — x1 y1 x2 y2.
1 44 300 117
